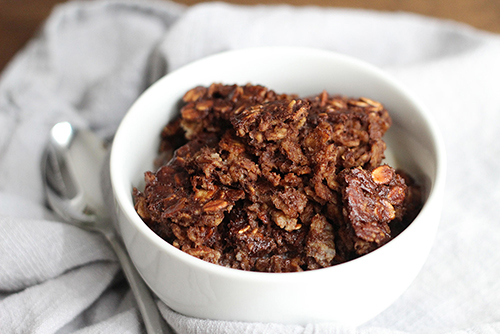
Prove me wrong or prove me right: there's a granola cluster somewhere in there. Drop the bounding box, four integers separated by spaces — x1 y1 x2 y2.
133 83 422 272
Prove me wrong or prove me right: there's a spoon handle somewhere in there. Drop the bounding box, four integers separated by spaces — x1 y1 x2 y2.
106 232 173 334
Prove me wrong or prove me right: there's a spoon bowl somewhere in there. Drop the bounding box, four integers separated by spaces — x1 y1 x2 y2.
43 122 108 228
42 121 170 334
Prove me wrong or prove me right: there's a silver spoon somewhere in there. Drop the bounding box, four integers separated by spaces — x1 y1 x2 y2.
42 121 171 334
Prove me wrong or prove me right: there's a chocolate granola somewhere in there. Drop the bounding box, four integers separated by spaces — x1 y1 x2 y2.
133 83 423 272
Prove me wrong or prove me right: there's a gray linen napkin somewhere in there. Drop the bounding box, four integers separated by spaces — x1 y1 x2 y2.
1 1 500 333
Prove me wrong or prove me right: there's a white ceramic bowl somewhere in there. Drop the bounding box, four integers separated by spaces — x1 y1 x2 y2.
110 47 446 326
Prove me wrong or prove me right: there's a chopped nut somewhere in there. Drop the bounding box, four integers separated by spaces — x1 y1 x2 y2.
194 188 216 201
371 165 394 184
266 127 288 141
306 214 335 268
272 210 299 232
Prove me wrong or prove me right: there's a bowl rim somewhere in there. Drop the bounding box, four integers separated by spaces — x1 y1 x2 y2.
110 46 447 281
